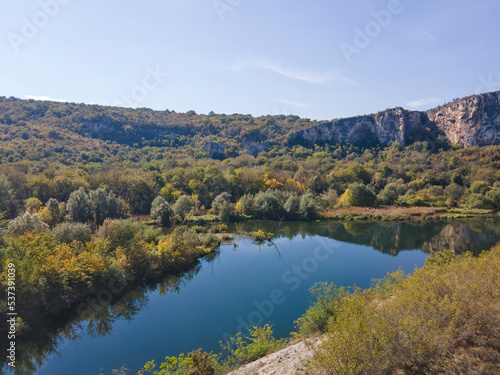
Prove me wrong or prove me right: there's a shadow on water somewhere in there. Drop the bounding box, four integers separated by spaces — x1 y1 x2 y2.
0 253 220 375
2 219 500 374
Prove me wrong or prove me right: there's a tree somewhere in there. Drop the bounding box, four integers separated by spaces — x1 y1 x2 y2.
25 197 43 213
300 192 317 219
0 175 14 218
466 194 493 209
150 196 173 226
211 192 234 220
52 222 92 244
485 188 500 209
318 189 338 210
284 195 300 216
67 187 92 223
338 183 376 207
8 212 49 235
378 183 398 205
254 191 281 218
235 194 255 216
173 195 194 220
89 188 109 226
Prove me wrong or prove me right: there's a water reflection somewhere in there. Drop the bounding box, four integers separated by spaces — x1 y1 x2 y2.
0 260 210 375
3 219 500 374
230 219 500 256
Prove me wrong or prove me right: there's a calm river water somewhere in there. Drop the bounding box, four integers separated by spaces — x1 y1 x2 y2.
3 219 500 375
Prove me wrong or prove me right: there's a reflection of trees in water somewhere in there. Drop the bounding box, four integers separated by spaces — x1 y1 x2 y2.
0 257 213 375
229 219 500 256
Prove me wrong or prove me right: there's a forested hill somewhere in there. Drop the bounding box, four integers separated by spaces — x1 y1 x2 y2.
0 91 499 165
0 93 499 219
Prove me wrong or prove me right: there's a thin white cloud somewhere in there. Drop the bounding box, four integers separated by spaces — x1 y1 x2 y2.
25 95 67 103
405 97 441 109
274 99 309 109
232 57 356 86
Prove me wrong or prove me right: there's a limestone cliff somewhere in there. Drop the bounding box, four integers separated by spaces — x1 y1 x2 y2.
289 91 500 148
427 91 500 146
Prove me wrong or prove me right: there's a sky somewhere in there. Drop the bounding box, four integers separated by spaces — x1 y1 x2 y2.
1 0 500 120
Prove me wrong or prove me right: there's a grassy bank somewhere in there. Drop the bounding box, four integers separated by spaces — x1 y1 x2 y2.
322 205 497 221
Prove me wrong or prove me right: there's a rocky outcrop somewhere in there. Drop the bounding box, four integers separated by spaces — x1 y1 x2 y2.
427 91 500 147
289 91 500 148
203 141 226 156
289 108 426 147
243 141 270 156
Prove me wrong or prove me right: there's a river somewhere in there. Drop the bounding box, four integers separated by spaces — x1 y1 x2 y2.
3 219 500 375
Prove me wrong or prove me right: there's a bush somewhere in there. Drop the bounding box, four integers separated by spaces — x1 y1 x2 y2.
52 222 92 244
469 180 490 194
7 212 49 235
466 193 493 209
318 189 338 210
338 183 376 207
294 283 348 336
96 219 141 249
225 324 286 365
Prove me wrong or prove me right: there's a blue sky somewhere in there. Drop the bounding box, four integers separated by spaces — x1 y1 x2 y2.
1 0 500 120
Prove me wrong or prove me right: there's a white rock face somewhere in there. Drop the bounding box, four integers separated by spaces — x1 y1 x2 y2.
427 91 500 147
290 91 500 147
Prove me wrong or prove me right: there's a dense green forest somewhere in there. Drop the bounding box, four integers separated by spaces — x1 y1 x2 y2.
0 96 500 342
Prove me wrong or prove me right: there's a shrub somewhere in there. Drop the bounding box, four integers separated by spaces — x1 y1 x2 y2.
318 189 338 210
52 222 92 244
294 283 348 336
338 183 376 207
96 219 141 249
225 324 286 364
469 180 490 194
466 193 493 209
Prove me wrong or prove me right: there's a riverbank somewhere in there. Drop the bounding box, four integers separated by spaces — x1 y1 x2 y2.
322 206 497 221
